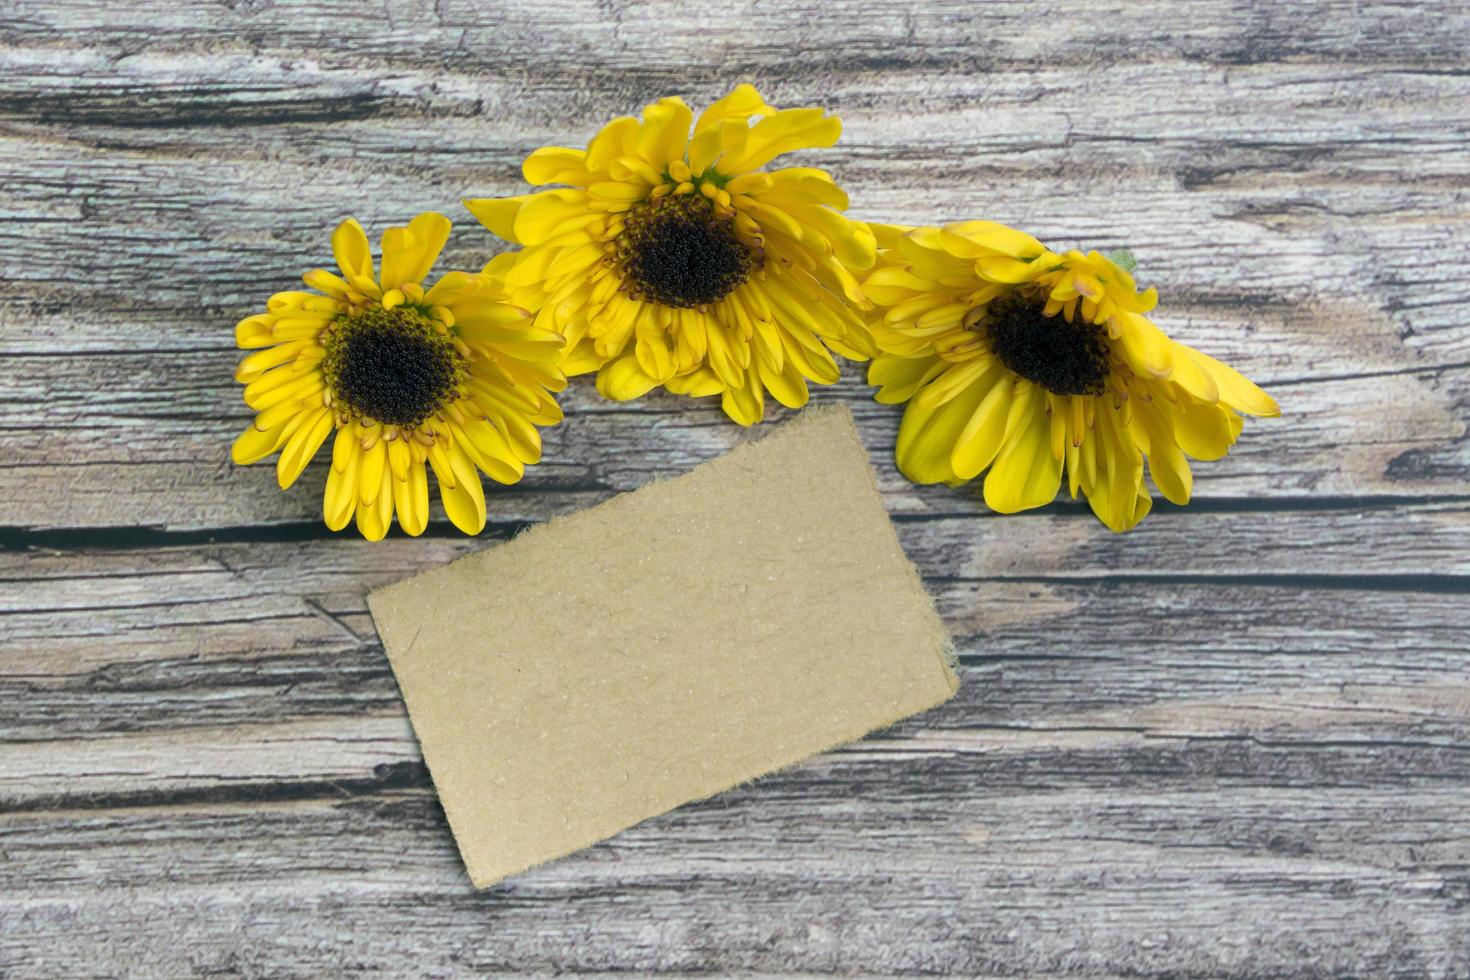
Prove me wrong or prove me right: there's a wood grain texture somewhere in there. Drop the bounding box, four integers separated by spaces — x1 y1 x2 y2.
3 0 1469 976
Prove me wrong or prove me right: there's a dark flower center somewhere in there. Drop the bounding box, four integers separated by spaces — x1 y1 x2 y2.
614 193 758 308
323 306 461 426
977 292 1112 397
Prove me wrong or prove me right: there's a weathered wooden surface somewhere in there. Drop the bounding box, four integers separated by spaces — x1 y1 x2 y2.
3 0 1470 975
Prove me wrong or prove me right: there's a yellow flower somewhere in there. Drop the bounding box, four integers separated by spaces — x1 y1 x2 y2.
230 213 566 540
866 222 1279 531
464 84 876 425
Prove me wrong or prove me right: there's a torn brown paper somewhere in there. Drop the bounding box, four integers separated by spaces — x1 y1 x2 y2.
368 405 958 888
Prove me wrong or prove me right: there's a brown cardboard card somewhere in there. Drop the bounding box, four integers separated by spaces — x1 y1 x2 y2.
367 406 958 888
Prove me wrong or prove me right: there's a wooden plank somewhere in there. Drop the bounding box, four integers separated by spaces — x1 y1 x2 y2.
4 65 1468 362
4 0 1470 75
3 16 1468 529
2 361 1468 529
4 521 1468 754
3 50 1469 526
10 645 1470 809
3 765 1469 977
5 563 1470 969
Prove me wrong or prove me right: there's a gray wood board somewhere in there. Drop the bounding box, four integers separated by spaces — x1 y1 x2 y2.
2 1 1469 976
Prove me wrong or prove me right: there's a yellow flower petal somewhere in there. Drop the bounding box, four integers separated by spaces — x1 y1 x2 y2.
586 115 639 171
242 359 322 404
523 146 591 185
387 436 412 482
717 107 841 175
453 419 524 485
1114 311 1176 379
358 439 386 506
1086 405 1148 531
235 315 276 349
982 387 1061 514
392 459 429 536
596 354 660 401
950 376 1012 480
896 378 991 485
664 367 724 398
231 420 287 465
694 83 774 134
912 357 993 411
636 97 693 169
378 226 413 291
974 253 1045 284
235 340 309 384
1182 347 1280 417
276 407 334 490
464 195 531 242
758 356 810 410
1135 402 1193 505
431 447 486 535
488 409 543 466
1174 401 1238 461
1161 339 1221 404
868 353 945 404
512 189 595 247
323 429 360 531
939 221 1046 261
354 462 393 541
721 372 765 425
332 218 373 281
776 323 841 385
402 212 453 286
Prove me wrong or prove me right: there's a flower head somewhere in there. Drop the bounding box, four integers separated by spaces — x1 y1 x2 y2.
465 84 876 425
230 213 565 540
866 222 1279 531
